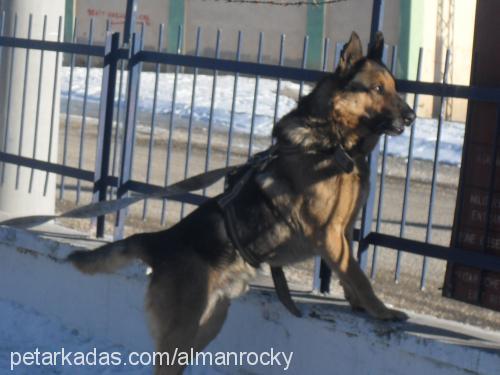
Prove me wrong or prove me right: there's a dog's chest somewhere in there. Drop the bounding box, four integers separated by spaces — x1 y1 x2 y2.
302 164 369 232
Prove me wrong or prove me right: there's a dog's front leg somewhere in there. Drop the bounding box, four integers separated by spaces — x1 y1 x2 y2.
320 228 408 321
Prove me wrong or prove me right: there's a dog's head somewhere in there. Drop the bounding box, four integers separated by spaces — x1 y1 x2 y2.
331 31 415 137
275 31 415 153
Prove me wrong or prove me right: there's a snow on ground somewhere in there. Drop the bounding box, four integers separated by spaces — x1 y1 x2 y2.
0 299 149 374
0 299 226 374
61 67 464 166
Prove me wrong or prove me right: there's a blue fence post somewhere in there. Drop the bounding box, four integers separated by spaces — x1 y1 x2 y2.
114 33 141 240
357 0 385 270
93 32 119 238
123 0 138 45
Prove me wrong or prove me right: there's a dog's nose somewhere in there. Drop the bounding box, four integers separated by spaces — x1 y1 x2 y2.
403 109 416 126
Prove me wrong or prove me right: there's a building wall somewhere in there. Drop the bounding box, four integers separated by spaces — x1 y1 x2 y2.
74 0 169 46
324 0 400 65
72 0 401 69
408 0 476 121
184 0 308 66
71 0 475 121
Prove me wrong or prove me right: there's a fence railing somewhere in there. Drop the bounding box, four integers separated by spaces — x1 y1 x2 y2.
0 0 500 298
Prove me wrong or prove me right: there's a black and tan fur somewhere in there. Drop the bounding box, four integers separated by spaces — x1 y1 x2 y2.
68 32 416 374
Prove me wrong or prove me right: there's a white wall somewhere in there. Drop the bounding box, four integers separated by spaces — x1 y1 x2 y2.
0 224 499 374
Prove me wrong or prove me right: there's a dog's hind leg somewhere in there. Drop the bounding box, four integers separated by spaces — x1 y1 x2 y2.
194 297 230 351
146 260 210 374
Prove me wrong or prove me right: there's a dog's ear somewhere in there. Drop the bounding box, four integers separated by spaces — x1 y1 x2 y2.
338 32 363 74
368 31 384 61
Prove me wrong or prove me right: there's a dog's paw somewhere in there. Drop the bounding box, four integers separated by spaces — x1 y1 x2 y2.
378 308 408 322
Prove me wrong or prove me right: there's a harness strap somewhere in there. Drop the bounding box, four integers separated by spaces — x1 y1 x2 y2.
221 203 261 268
217 147 303 317
217 143 354 317
271 267 302 317
219 199 302 317
278 143 354 173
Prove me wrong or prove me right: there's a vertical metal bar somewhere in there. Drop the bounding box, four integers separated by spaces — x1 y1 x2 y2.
248 32 263 158
110 59 126 199
123 0 138 45
94 32 119 238
58 17 78 199
28 15 48 194
43 16 62 196
1 14 17 185
14 14 33 189
395 47 424 282
225 30 242 168
75 18 94 203
272 34 286 127
200 28 222 199
314 37 331 294
298 36 309 99
160 25 184 225
358 0 385 270
0 12 5 179
0 12 5 62
180 27 203 219
370 0 385 40
115 33 141 240
420 49 451 290
334 42 343 69
370 45 395 279
142 23 165 220
128 23 145 181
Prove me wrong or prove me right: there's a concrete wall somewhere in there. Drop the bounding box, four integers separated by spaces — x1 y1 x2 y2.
324 0 401 57
0 223 499 374
71 0 475 121
184 1 308 66
72 0 401 69
74 0 169 46
408 0 477 121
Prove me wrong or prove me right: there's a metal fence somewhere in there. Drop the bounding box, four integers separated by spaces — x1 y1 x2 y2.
1 0 500 297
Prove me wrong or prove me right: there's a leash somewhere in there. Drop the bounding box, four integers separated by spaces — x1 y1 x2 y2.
0 165 238 228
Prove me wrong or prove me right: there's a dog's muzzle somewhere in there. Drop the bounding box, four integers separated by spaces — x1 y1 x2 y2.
384 106 416 135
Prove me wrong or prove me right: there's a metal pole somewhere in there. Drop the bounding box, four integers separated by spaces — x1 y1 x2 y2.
357 0 385 270
114 33 141 240
93 32 119 238
123 0 137 46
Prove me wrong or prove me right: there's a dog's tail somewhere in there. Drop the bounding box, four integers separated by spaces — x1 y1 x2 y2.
67 234 149 275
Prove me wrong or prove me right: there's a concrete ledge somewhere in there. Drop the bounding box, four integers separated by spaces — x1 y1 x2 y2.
0 224 499 374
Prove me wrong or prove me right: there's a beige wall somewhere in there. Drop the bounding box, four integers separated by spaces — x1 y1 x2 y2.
73 0 476 122
74 0 401 68
324 0 400 69
75 0 169 47
417 0 476 121
184 1 307 65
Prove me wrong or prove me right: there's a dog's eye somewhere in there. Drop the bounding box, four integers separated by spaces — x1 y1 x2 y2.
373 85 384 94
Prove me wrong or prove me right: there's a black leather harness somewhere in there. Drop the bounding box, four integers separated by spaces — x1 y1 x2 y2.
217 143 354 317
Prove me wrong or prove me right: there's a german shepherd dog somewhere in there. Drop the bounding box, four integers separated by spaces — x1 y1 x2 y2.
68 32 415 374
